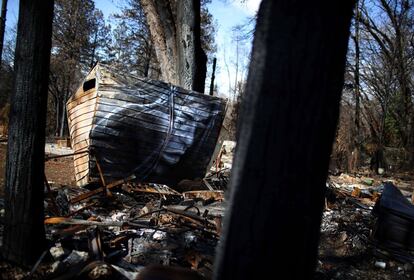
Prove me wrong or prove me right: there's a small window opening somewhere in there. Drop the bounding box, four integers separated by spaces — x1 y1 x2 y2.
83 78 96 92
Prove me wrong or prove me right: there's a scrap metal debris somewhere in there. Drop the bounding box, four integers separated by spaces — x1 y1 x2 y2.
371 183 414 263
317 173 414 279
4 178 225 280
1 150 414 280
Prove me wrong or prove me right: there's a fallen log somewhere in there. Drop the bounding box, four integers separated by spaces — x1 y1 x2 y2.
70 175 136 204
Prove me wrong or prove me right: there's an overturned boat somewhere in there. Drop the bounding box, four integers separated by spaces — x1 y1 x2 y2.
67 63 226 187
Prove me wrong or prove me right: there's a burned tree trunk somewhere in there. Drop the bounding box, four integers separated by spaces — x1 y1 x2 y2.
209 57 217 96
176 0 206 93
0 0 7 67
140 0 206 92
139 0 177 84
3 0 54 266
214 0 355 279
350 1 361 172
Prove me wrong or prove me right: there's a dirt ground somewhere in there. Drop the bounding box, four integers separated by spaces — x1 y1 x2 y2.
0 143 75 196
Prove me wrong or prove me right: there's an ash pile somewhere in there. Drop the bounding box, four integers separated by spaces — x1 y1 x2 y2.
0 175 228 280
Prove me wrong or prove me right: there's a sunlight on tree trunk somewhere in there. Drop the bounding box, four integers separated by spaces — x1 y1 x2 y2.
140 0 207 92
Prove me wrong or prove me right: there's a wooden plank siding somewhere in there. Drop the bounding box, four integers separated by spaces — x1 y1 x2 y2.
67 67 99 186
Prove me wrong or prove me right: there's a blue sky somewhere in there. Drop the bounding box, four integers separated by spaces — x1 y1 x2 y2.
4 0 261 96
4 0 18 33
206 0 259 97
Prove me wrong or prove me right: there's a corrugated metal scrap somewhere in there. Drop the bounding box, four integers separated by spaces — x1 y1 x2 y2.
67 63 226 187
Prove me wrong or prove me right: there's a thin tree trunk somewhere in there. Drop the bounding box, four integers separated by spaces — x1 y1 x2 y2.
89 32 97 69
59 92 67 137
409 121 414 168
376 98 389 172
233 39 239 96
3 0 54 266
0 0 7 66
55 96 60 136
144 42 152 78
213 0 355 279
209 57 217 96
351 1 361 172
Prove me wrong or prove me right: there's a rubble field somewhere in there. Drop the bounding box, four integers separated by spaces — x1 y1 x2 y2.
0 142 413 279
0 143 228 279
316 172 414 280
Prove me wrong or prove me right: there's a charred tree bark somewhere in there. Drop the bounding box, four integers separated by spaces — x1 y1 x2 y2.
89 32 98 69
409 123 414 168
59 91 68 137
55 97 60 136
177 0 206 92
0 0 7 66
350 1 361 172
143 43 152 78
209 57 217 96
140 0 206 92
214 0 355 279
3 0 54 266
140 0 177 84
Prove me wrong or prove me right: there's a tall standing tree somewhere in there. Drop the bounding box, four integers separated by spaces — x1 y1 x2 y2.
334 0 414 172
213 0 355 279
348 0 362 171
359 0 414 169
88 9 111 69
0 31 14 108
140 0 207 92
49 0 108 137
0 0 7 67
2 0 54 266
110 0 154 77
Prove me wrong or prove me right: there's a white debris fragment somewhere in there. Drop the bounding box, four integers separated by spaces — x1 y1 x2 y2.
47 261 63 274
111 212 127 222
184 231 197 245
89 263 112 279
49 244 65 260
152 231 167 241
374 261 386 269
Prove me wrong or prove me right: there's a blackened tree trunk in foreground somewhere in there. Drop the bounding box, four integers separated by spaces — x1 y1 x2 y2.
214 1 355 279
3 0 54 266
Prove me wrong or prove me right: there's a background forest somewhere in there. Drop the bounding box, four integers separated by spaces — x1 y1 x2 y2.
0 0 216 137
0 0 413 172
333 0 414 172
